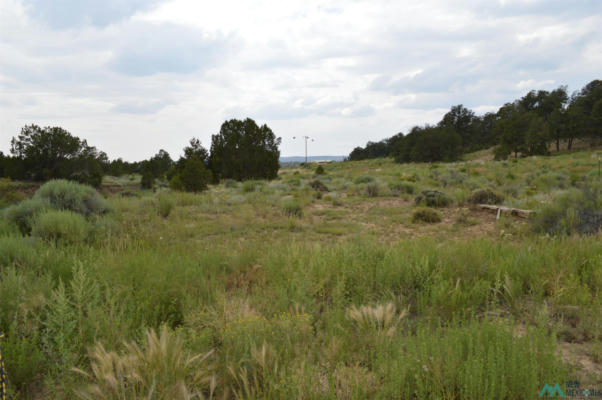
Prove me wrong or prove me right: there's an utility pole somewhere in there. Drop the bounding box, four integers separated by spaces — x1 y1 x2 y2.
293 136 314 164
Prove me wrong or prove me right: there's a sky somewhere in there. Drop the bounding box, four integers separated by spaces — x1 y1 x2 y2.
0 0 601 161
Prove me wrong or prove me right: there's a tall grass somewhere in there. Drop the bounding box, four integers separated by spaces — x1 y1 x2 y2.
4 149 602 398
0 235 37 266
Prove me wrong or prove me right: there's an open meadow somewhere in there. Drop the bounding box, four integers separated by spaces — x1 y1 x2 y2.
1 149 601 399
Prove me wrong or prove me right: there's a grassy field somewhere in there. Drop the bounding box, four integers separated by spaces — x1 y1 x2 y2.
1 149 601 399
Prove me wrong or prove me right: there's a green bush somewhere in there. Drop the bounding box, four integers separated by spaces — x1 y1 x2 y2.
282 200 303 218
157 194 174 218
468 189 505 205
179 158 211 192
354 176 374 184
389 182 415 195
34 179 111 217
310 179 329 192
0 235 37 266
414 190 453 207
412 207 442 223
532 187 602 235
2 198 50 234
169 175 184 191
31 210 89 244
315 165 325 175
140 170 155 189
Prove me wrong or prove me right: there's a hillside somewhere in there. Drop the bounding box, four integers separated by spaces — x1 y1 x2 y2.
1 148 601 398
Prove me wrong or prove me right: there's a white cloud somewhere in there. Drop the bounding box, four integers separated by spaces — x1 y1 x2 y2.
0 0 601 159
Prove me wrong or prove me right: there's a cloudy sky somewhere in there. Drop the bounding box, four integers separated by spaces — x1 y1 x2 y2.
0 0 601 160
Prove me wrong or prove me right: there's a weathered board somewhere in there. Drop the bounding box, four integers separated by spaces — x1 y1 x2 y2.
477 204 535 219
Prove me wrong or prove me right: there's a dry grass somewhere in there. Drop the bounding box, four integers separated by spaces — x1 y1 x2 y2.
347 302 408 337
73 326 216 400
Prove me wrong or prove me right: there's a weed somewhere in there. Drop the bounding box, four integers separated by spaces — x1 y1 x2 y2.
365 183 380 197
282 200 303 218
31 210 89 244
0 235 37 266
389 181 415 195
157 194 175 218
309 179 329 192
412 207 442 223
468 189 505 205
347 302 407 337
354 176 374 184
415 190 453 207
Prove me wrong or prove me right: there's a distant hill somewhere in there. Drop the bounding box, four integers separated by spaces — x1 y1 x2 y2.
279 155 346 163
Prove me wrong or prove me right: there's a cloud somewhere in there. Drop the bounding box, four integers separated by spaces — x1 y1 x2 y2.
21 0 164 28
111 100 170 114
108 22 235 76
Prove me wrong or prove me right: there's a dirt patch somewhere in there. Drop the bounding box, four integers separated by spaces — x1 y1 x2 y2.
0 182 40 199
101 184 140 195
559 342 601 385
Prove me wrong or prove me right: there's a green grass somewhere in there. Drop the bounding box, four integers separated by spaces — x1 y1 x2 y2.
2 149 602 398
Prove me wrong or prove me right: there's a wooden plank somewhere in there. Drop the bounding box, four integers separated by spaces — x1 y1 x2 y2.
477 204 535 219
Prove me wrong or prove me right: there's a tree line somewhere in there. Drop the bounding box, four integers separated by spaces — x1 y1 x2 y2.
0 118 281 191
348 79 602 162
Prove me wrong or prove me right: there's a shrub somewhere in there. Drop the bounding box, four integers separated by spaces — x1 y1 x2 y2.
157 194 174 218
179 158 212 192
365 184 380 197
354 176 374 184
224 179 238 188
169 175 184 191
74 326 215 400
34 179 111 217
389 182 415 195
414 190 452 207
315 165 325 175
532 187 602 235
282 200 303 218
400 174 418 182
0 235 37 266
310 179 329 192
31 210 89 244
2 198 50 234
140 170 155 189
468 189 505 205
242 181 258 193
412 207 442 223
